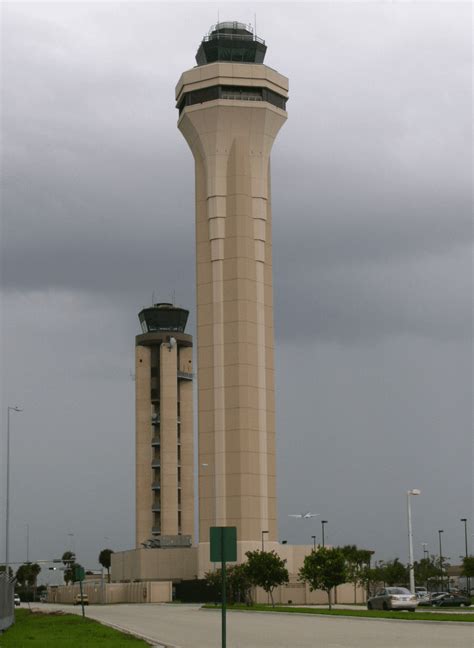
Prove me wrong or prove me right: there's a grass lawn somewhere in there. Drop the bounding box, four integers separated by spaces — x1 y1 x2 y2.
0 609 150 647
202 603 474 623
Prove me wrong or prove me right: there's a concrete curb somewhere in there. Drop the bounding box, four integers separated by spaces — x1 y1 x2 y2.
200 606 474 628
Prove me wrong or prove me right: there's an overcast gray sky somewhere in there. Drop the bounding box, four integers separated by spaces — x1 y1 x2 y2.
1 1 472 581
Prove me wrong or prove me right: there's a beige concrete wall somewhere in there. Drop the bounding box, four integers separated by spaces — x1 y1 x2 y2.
135 345 152 547
111 547 199 582
178 62 288 543
178 346 194 537
160 343 178 535
254 581 366 606
48 580 172 605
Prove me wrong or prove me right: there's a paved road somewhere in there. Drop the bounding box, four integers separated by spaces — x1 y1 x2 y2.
34 603 473 648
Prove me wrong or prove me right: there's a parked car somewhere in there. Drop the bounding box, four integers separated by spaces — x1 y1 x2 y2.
432 593 471 608
74 593 89 606
367 587 418 611
39 593 48 603
14 594 21 607
415 587 428 599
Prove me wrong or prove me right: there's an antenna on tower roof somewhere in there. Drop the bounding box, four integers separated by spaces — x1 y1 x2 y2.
254 13 257 38
152 290 155 306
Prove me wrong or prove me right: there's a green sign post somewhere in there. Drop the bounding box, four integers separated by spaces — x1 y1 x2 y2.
210 527 237 648
74 565 86 618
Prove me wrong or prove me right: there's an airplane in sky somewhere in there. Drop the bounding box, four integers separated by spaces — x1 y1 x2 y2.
288 512 320 519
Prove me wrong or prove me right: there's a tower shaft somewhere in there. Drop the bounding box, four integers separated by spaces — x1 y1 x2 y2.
177 61 288 543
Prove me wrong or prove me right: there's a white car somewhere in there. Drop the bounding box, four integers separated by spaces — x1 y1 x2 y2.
367 587 418 611
14 594 21 607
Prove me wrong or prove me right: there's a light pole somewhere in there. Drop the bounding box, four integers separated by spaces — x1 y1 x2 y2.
5 405 22 578
321 520 328 548
460 518 469 593
311 535 316 550
261 530 269 552
406 489 420 593
438 530 444 590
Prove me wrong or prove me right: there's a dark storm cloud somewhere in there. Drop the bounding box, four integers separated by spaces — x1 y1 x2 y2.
1 2 471 571
2 2 471 344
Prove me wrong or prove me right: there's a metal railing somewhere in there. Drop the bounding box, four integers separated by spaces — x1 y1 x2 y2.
0 573 16 632
203 32 265 45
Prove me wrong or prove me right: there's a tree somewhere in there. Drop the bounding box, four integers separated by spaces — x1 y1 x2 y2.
16 562 41 601
62 551 76 585
298 547 347 610
204 564 253 605
0 565 14 579
16 563 41 588
414 556 442 588
228 563 253 605
462 556 474 578
340 545 373 603
379 558 408 586
245 550 289 607
98 548 114 583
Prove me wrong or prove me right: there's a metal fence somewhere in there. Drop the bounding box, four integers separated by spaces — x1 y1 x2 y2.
0 572 16 632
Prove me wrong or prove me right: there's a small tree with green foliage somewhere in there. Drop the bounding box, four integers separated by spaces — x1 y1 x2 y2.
380 558 408 586
340 545 373 603
228 563 253 605
298 547 347 610
99 548 114 583
205 564 253 605
414 555 443 589
462 556 474 579
62 551 78 585
245 550 289 607
0 565 14 579
16 562 41 601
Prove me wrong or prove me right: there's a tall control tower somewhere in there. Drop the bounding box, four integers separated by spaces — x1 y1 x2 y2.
135 303 194 548
176 22 288 548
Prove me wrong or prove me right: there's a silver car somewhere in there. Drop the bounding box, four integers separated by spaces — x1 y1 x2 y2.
367 587 418 611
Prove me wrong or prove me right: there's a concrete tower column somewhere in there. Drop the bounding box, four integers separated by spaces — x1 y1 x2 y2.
176 23 288 546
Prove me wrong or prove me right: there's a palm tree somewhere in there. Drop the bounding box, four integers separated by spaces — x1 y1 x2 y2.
98 548 114 583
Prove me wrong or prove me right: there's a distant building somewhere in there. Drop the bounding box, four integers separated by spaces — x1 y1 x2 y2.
135 303 194 548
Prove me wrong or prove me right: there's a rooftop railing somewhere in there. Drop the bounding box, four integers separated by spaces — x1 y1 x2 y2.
203 32 265 45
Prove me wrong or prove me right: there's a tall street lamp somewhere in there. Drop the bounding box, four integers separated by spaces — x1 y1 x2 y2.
460 518 469 593
406 489 421 593
5 405 22 577
438 530 444 590
311 535 316 551
261 530 269 552
321 520 328 548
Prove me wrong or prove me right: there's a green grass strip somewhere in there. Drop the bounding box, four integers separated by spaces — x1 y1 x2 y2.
202 603 474 623
0 609 150 647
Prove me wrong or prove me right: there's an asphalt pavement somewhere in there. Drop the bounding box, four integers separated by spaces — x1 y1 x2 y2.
29 603 474 648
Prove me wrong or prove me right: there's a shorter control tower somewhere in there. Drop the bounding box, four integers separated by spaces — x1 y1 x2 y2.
135 304 194 548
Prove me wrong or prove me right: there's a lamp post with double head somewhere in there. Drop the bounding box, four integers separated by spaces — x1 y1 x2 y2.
5 406 22 578
406 489 420 593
